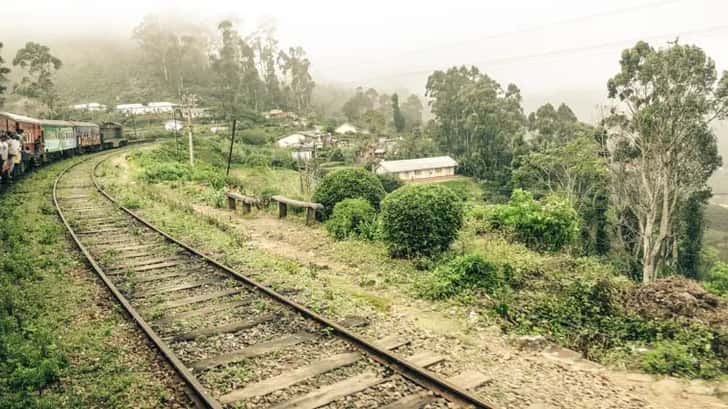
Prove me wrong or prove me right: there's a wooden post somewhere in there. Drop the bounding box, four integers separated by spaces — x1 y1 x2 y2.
242 201 251 214
227 196 236 210
226 119 237 177
278 202 288 218
305 208 315 225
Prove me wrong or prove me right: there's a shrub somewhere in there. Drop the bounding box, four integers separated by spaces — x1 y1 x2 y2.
419 254 509 299
329 148 345 162
325 198 377 240
312 168 386 219
487 189 579 252
376 173 404 193
138 161 191 183
380 183 464 257
704 262 728 297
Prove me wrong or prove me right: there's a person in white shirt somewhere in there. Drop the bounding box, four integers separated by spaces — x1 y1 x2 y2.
6 132 21 178
0 133 9 182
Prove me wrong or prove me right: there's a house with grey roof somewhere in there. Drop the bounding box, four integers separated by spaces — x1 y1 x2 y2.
374 156 458 181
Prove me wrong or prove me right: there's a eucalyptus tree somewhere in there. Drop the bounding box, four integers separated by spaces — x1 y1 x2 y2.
605 41 728 283
391 93 405 132
0 42 10 108
13 42 63 117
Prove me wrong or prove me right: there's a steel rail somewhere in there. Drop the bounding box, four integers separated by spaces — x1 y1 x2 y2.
53 154 222 409
91 153 500 409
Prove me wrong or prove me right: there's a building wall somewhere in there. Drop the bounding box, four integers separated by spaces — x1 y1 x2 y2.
390 166 455 180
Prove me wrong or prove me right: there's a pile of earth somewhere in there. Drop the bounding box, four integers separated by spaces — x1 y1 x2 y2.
625 276 728 328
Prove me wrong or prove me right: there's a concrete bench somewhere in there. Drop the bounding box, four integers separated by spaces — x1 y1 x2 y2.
225 192 260 214
271 195 323 224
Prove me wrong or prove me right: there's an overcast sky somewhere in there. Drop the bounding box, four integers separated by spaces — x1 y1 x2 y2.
2 0 728 120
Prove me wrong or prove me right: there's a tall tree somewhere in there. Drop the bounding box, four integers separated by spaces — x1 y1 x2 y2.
210 20 244 118
13 42 63 117
0 42 10 108
425 66 526 185
401 94 423 128
279 46 314 112
391 93 405 132
528 102 582 149
605 41 727 283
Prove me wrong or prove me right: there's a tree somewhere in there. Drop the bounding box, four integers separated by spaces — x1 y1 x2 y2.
513 136 609 254
0 42 10 108
425 66 527 186
342 87 373 121
362 109 386 133
401 94 423 128
605 41 727 283
527 102 583 149
391 93 405 132
279 46 314 112
13 42 63 117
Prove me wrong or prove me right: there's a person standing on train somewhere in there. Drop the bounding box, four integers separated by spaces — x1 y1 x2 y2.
13 130 24 176
0 132 9 183
6 131 21 180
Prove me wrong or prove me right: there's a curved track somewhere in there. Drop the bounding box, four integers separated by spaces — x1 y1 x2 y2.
53 152 498 409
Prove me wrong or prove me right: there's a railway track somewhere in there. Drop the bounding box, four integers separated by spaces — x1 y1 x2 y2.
53 152 499 409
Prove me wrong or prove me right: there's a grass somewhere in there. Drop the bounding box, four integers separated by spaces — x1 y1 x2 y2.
0 156 186 408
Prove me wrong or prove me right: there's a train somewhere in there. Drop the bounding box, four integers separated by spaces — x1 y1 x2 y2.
0 112 127 176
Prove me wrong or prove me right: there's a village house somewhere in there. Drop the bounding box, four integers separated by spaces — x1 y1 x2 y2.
71 102 107 112
335 123 358 135
375 156 458 181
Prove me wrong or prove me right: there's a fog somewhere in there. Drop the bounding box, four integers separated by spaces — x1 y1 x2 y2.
2 0 728 120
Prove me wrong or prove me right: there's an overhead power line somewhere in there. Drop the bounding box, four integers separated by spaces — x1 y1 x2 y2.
341 23 728 85
317 0 688 73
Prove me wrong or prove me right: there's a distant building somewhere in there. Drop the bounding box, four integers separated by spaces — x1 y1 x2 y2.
277 133 307 148
116 103 147 115
291 149 313 161
72 102 107 112
148 102 177 113
335 123 358 135
375 156 458 181
164 120 184 131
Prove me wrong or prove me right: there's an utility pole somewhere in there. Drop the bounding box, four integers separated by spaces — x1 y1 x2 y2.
172 109 180 160
181 93 198 167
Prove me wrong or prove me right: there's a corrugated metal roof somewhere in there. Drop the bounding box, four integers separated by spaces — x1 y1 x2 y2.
378 156 458 173
0 111 42 124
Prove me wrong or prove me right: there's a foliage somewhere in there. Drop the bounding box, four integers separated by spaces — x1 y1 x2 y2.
210 20 314 117
401 94 423 129
486 189 579 252
425 65 527 186
380 184 464 257
526 102 586 149
376 173 403 193
605 41 727 282
677 191 711 279
419 254 510 299
12 42 63 117
703 262 728 297
512 136 609 255
312 168 386 219
391 93 405 132
0 42 10 108
325 198 377 240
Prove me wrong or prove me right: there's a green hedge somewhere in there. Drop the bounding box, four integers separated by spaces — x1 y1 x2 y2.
380 183 464 257
312 168 386 220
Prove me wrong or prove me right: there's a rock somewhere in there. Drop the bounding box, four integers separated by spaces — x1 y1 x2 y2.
513 335 549 351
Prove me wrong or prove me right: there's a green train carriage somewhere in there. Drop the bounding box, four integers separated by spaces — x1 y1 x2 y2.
41 119 76 160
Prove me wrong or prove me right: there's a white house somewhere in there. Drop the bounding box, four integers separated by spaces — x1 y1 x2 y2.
276 133 307 148
116 103 148 115
72 102 107 112
148 102 177 113
164 120 184 131
335 123 358 135
375 156 458 181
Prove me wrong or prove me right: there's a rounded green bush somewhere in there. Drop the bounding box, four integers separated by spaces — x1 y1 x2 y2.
325 198 376 240
312 168 386 219
380 183 464 257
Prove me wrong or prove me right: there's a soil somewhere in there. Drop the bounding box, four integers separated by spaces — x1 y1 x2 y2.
626 276 728 328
